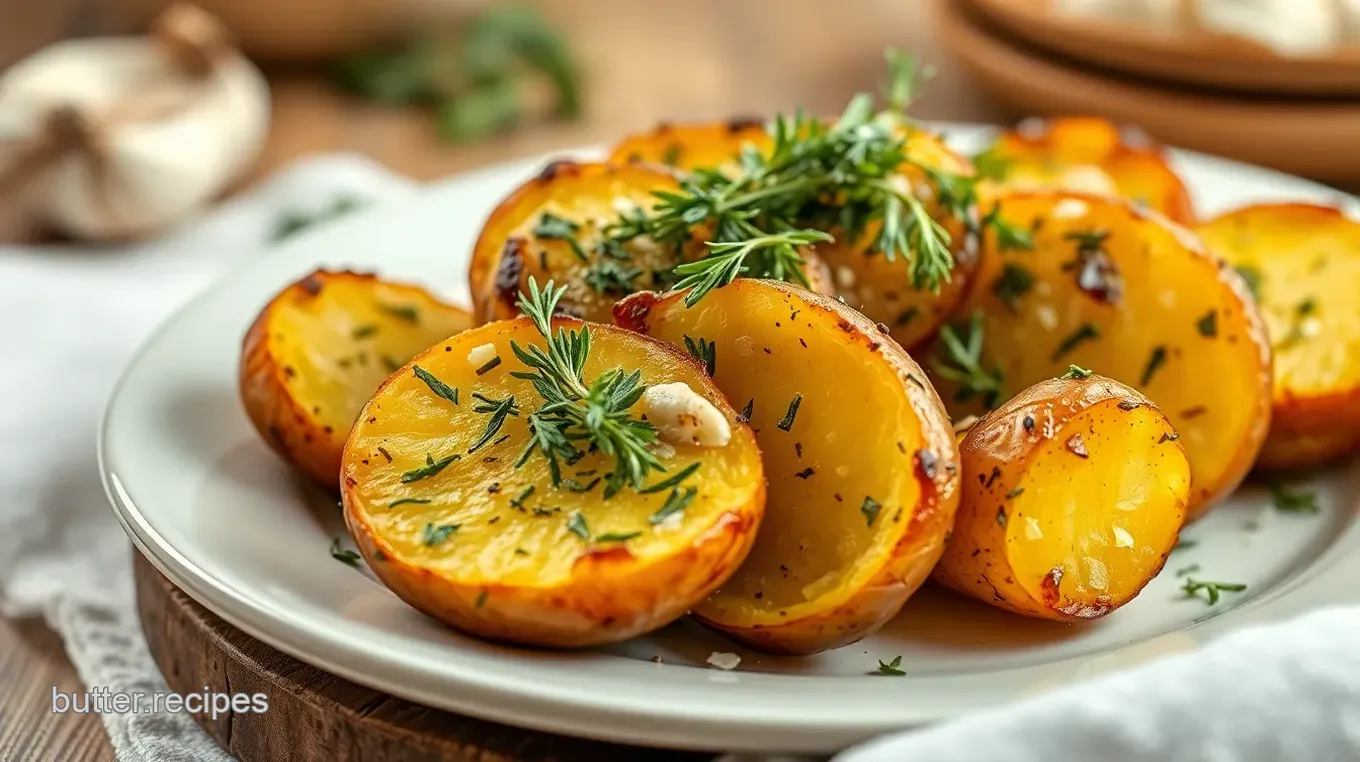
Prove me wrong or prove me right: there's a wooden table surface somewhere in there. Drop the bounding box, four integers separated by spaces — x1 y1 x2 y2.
0 1 1012 759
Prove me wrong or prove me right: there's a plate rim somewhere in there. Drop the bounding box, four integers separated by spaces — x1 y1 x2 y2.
99 131 1360 753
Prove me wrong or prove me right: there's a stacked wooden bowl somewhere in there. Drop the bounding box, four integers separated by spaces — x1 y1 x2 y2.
938 0 1360 183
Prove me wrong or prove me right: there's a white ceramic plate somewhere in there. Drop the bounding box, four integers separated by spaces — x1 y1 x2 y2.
102 125 1360 754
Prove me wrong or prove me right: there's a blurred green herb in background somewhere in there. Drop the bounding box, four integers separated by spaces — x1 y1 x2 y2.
331 5 580 143
272 196 365 243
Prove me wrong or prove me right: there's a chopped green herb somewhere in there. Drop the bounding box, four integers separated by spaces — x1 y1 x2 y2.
971 145 1010 181
1141 346 1168 386
1197 310 1218 338
740 398 755 422
876 655 906 676
351 324 379 339
475 590 488 608
895 307 921 326
468 393 520 453
1182 578 1247 606
996 507 1007 526
1061 365 1093 379
1005 487 1024 499
329 538 362 567
514 548 530 556
1269 483 1320 514
1233 265 1263 299
661 143 683 167
649 486 696 524
510 485 535 508
533 212 588 261
683 335 717 376
378 303 420 323
992 262 1035 313
595 531 643 543
1174 538 1198 551
423 523 460 546
1052 323 1099 361
638 461 702 494
566 511 589 539
413 365 459 405
401 453 459 483
381 355 402 373
982 206 1035 253
389 497 433 508
861 496 882 527
583 257 643 296
933 311 1004 408
776 394 804 432
560 477 601 493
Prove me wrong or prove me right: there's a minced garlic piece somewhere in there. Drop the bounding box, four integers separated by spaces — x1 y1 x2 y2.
640 382 731 447
466 343 497 368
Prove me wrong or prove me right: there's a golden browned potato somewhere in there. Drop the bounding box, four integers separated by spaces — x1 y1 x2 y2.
934 371 1191 621
341 315 765 648
926 192 1271 518
1197 203 1360 471
468 160 834 326
607 118 769 174
608 121 981 352
240 270 473 489
980 117 1195 225
615 279 960 655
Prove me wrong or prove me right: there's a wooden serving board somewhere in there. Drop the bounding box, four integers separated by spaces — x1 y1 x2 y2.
939 0 1360 184
964 0 1360 95
133 552 706 762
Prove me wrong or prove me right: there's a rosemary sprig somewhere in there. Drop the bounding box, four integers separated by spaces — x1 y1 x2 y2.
1182 578 1247 606
510 278 668 495
932 311 1004 408
467 393 520 453
682 335 717 376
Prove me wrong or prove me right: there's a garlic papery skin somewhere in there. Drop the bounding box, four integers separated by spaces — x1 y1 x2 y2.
0 16 269 240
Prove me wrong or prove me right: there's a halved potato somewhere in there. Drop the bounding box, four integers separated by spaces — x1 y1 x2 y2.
980 117 1195 225
934 372 1190 621
240 270 472 489
927 192 1271 518
607 118 768 174
341 318 764 648
468 160 835 325
610 121 981 351
1197 203 1360 471
615 279 960 655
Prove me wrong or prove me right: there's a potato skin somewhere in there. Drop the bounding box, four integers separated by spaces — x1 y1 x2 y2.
987 116 1195 225
341 319 766 648
930 191 1271 518
616 280 960 654
933 374 1190 621
1196 203 1360 471
240 270 471 489
607 118 769 173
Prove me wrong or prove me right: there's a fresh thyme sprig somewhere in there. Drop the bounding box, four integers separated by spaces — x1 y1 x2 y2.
510 278 667 496
932 310 1004 408
596 49 1019 307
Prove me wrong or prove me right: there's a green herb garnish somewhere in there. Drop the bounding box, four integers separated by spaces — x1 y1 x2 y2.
639 462 702 494
510 485 535 509
683 335 717 376
1141 345 1168 386
401 453 459 483
329 538 362 567
1197 310 1218 338
1182 578 1247 605
992 262 1035 313
1269 483 1320 514
378 303 420 323
533 212 588 262
352 324 379 339
776 393 804 432
475 355 503 375
877 655 906 676
423 523 460 546
1234 264 1263 300
583 257 643 295
1052 323 1099 361
566 511 589 539
595 531 643 543
468 393 520 453
861 497 882 527
649 486 697 524
933 311 1004 408
1061 365 1093 379
413 365 459 405
389 497 433 508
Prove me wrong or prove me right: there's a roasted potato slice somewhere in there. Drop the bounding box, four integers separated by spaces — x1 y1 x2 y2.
615 280 960 655
241 270 473 489
927 192 1271 518
1197 203 1360 471
980 117 1195 225
934 372 1190 621
607 118 769 174
468 160 834 325
341 318 764 648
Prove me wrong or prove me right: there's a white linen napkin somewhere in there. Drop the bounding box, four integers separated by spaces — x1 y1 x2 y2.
3 153 1359 762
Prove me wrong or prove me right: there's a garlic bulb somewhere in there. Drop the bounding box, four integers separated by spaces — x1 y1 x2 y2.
0 6 269 240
